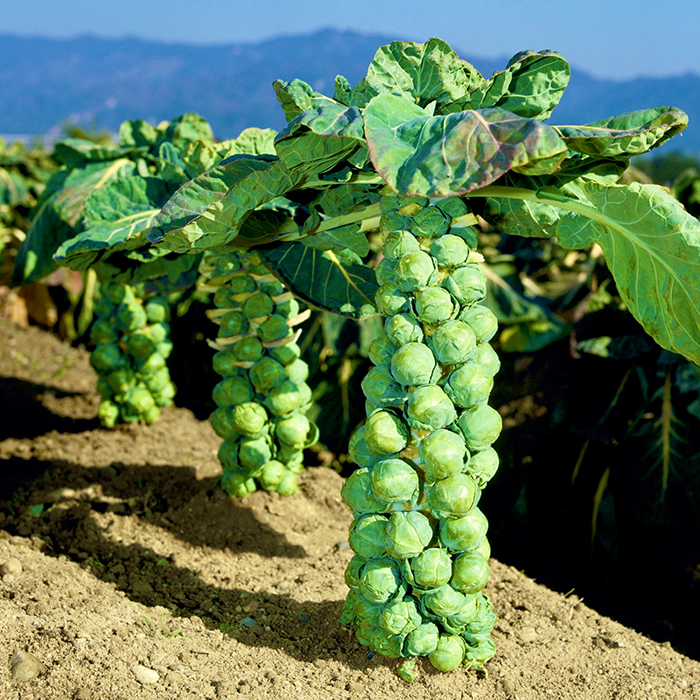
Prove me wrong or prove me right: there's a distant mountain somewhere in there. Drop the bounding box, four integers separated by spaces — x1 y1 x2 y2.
1 29 699 152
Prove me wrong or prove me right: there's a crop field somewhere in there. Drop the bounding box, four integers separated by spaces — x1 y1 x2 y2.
1 38 700 698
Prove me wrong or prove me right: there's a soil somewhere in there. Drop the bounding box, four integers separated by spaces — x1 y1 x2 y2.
1 318 698 700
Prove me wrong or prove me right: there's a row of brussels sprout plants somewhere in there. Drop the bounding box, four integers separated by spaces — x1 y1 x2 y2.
13 38 700 681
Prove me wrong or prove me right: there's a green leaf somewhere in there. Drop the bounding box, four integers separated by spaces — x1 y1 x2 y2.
451 50 570 120
274 102 365 177
119 119 160 148
303 224 370 258
554 107 688 158
11 159 136 285
577 335 657 359
364 94 567 197
221 127 277 157
94 250 202 285
258 243 378 318
274 79 336 122
53 139 136 169
163 113 214 150
471 182 700 363
149 155 304 253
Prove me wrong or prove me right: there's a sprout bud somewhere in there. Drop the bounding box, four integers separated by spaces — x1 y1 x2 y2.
426 473 478 519
264 380 305 416
466 447 499 488
145 297 170 324
410 547 453 590
275 469 298 495
348 427 383 468
394 250 437 292
342 467 390 515
228 274 257 295
345 555 367 589
435 197 469 219
473 342 501 376
258 460 285 490
385 313 424 345
102 282 134 306
249 357 287 393
457 405 503 451
429 320 477 365
258 314 290 343
274 413 312 449
430 234 469 269
284 358 309 385
442 265 487 305
368 335 397 366
232 336 264 363
90 343 125 373
370 458 419 504
374 282 411 316
421 584 467 618
361 365 406 409
220 471 257 498
419 428 467 480
358 557 403 603
383 230 420 261
90 319 118 345
349 514 389 558
219 311 248 337
404 622 440 657
406 384 457 431
459 304 499 343
411 206 449 239
390 342 437 387
363 410 409 455
238 436 273 471
386 511 433 559
445 362 494 408
451 551 490 594
415 286 455 325
126 331 157 359
375 257 397 285
242 292 274 319
380 597 422 635
230 401 268 437
97 400 120 428
212 377 255 407
269 342 301 366
213 349 242 377
116 300 147 332
439 507 489 552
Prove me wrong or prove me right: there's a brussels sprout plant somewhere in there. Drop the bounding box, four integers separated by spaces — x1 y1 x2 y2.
142 37 700 680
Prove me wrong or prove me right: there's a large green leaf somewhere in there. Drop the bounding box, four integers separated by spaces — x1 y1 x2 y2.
553 107 687 158
274 102 365 177
470 182 700 363
162 113 214 150
274 79 337 122
94 249 202 285
149 155 304 253
11 158 136 285
364 93 567 197
53 139 137 169
450 50 570 120
258 243 378 318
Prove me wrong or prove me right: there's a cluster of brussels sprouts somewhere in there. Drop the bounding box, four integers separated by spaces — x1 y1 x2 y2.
200 248 318 497
89 282 176 427
340 194 502 681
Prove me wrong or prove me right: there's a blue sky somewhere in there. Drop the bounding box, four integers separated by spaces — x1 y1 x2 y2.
3 0 699 80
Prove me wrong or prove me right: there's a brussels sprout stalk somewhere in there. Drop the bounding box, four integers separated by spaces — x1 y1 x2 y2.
341 195 500 678
90 281 177 427
199 247 318 497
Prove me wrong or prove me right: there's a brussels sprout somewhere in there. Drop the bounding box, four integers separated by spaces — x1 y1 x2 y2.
242 292 272 319
383 230 420 261
464 637 496 667
348 427 383 468
370 458 419 504
445 363 494 409
249 357 286 393
473 342 500 376
344 555 368 591
427 473 478 520
394 250 437 292
94 297 116 318
122 386 155 420
434 196 469 220
97 400 120 428
149 322 169 344
145 297 170 324
90 343 125 373
429 634 467 671
275 297 299 318
219 311 248 338
390 342 437 387
218 439 239 472
361 365 405 408
258 460 285 490
269 342 301 366
442 265 487 305
90 318 118 345
474 537 491 561
116 300 148 332
385 314 424 345
429 320 477 365
466 447 499 488
457 405 503 451
230 401 268 437
368 335 397 366
415 286 455 325
232 336 264 363
264 380 305 416
143 404 161 425
358 557 404 603
419 429 467 480
136 351 166 375
439 507 488 552
258 314 290 343
421 584 467 618
406 385 457 431
430 234 469 269
386 511 433 559
349 514 389 558
272 414 309 449
462 593 497 643
238 435 273 471
214 288 236 308
439 594 479 634
262 279 286 297
355 594 385 629
459 304 499 343
379 212 409 235
380 597 421 635
412 206 449 239
211 407 238 439
126 331 156 359
102 282 134 306
404 622 440 657
276 469 298 495
364 410 409 455
153 382 176 407
411 547 453 590
212 349 241 377
284 358 309 385
212 377 255 407
375 257 397 285
220 471 256 498
374 282 412 317
228 274 256 295
370 629 405 658
396 658 419 683
156 339 173 360
340 587 361 626
95 376 114 399
451 551 490 594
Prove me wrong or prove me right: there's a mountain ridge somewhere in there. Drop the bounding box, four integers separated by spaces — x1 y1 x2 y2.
1 28 698 152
